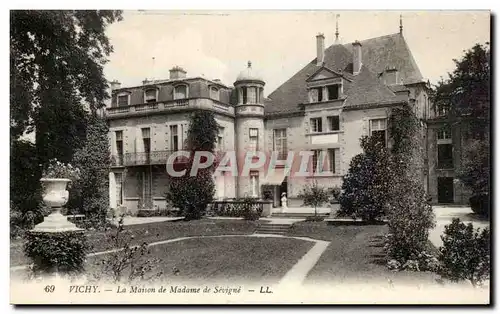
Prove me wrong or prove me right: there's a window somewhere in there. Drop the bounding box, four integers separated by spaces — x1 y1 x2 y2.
216 127 224 150
327 116 340 131
242 87 247 104
115 173 123 206
115 131 123 165
327 85 339 100
170 125 179 151
174 85 188 100
328 148 339 173
370 118 387 147
437 127 452 140
436 104 450 117
117 94 129 107
438 144 453 169
247 87 257 103
273 129 287 159
385 69 398 85
311 117 323 133
142 128 151 161
250 171 259 197
249 128 259 152
144 89 157 103
210 87 220 101
309 87 323 103
312 150 322 173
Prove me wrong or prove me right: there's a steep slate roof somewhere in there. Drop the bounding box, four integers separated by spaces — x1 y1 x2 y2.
265 33 423 115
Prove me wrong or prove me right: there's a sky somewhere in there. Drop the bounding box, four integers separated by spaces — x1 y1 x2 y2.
103 10 490 96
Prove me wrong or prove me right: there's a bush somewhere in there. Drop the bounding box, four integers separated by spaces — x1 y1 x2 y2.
438 218 490 287
469 193 490 217
89 215 164 283
23 231 89 276
386 177 435 265
240 197 261 221
338 136 392 221
297 180 329 217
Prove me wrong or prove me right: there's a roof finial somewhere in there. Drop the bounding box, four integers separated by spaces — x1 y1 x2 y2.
399 14 403 34
247 60 252 68
335 14 340 44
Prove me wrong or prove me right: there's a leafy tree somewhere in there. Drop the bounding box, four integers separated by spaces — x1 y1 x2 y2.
10 10 122 164
338 135 392 221
431 43 490 210
297 180 329 217
68 114 110 228
165 110 218 220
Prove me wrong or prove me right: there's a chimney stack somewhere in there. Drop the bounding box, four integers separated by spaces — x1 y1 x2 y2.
169 66 187 80
352 40 362 75
316 33 325 66
110 80 121 90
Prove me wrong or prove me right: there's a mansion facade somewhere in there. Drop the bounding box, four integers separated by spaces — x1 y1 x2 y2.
105 27 470 213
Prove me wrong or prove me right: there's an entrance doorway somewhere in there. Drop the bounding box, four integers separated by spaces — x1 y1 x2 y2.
279 177 288 206
438 177 454 203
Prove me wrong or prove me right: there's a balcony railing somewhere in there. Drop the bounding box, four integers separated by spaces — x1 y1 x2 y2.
111 150 226 167
106 98 233 118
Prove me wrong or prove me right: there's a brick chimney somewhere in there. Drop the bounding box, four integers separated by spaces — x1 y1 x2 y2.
352 40 362 75
316 33 325 66
110 80 121 90
169 66 187 79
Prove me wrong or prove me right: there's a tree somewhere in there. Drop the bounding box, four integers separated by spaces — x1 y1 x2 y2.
338 135 393 221
165 110 218 220
297 180 329 217
68 114 110 228
431 43 490 212
10 10 122 164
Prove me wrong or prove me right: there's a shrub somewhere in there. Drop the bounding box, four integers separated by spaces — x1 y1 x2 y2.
469 193 490 217
297 180 330 217
330 187 341 202
240 196 261 221
23 231 89 276
438 218 490 287
386 176 435 265
338 136 392 221
90 215 164 283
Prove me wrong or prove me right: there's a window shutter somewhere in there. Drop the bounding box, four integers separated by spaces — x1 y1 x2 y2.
335 148 341 174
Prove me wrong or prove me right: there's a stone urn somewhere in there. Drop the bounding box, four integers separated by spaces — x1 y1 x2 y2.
32 178 81 232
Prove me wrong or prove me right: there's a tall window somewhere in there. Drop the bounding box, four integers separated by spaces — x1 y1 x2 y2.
438 144 453 169
115 131 123 165
174 85 188 100
216 127 224 150
273 129 287 160
312 149 322 173
249 128 259 152
327 85 339 100
210 87 220 101
117 94 129 107
247 87 257 103
437 127 452 140
250 171 259 197
142 128 151 162
309 87 323 102
311 117 323 133
328 148 339 173
170 125 179 151
242 87 248 104
327 116 340 131
370 118 387 147
115 173 123 206
144 89 157 103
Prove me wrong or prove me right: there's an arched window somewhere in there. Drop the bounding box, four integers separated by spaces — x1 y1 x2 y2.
210 86 220 101
174 84 188 100
144 88 158 103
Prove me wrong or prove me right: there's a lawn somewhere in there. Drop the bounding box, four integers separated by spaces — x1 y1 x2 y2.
10 219 262 267
86 236 314 284
288 222 439 286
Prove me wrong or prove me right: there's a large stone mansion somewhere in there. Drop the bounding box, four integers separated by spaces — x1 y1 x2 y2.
105 23 470 213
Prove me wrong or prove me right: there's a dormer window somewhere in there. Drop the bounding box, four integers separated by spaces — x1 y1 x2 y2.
384 69 399 85
309 87 323 103
210 86 220 101
144 88 158 103
117 92 130 107
174 84 188 100
327 85 340 100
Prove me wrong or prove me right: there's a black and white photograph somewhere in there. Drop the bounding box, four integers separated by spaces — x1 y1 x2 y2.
8 9 491 305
